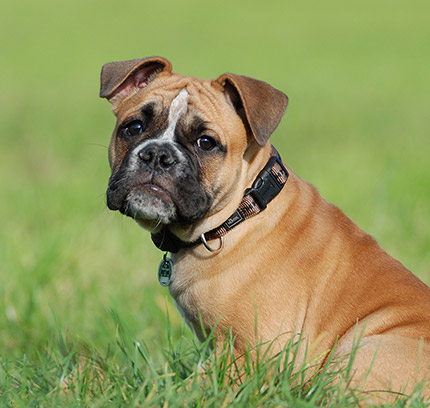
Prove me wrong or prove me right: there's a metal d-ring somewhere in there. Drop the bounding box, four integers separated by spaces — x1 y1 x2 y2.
200 233 224 252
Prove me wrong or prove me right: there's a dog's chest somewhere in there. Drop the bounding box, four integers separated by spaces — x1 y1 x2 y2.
168 267 212 327
168 255 235 331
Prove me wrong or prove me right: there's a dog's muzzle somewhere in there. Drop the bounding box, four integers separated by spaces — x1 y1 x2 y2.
106 140 211 227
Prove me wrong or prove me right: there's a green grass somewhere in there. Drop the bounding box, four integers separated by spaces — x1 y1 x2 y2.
1 0 430 406
1 312 428 407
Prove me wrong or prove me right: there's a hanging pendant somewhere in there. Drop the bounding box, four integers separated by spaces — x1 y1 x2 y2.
158 253 173 287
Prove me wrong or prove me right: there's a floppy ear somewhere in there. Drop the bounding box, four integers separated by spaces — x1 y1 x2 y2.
216 73 288 147
100 56 173 103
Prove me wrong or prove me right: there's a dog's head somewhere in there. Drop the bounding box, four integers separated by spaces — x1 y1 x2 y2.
100 56 288 240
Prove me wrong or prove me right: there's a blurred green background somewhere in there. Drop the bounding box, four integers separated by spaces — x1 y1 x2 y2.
1 0 429 358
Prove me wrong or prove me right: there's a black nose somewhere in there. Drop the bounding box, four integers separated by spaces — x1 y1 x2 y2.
137 143 177 170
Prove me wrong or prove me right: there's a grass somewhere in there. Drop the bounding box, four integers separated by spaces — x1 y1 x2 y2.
2 311 428 407
1 0 430 406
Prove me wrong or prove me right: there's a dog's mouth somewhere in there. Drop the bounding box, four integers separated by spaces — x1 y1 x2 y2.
107 163 212 231
120 183 177 226
133 184 172 203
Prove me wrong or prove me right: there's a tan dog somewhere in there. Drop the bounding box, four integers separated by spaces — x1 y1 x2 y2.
100 56 430 397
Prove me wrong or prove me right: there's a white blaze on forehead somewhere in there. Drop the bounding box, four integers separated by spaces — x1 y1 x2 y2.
129 88 188 171
160 89 189 141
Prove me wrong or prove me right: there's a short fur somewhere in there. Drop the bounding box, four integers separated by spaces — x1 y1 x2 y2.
100 56 430 399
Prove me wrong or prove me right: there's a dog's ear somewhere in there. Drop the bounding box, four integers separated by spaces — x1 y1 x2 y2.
216 73 288 147
100 56 172 104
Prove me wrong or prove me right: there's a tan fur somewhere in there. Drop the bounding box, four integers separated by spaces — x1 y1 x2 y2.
101 58 430 400
170 164 430 395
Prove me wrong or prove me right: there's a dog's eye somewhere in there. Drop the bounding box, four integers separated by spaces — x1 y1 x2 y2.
196 136 217 151
125 120 145 137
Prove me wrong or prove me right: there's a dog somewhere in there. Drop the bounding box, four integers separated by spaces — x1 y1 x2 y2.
100 56 430 398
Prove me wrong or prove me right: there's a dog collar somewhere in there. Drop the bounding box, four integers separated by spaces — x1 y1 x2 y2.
151 149 289 254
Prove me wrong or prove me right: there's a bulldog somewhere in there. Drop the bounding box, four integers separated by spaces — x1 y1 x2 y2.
100 56 430 397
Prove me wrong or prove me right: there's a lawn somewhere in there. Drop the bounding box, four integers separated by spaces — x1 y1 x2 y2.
1 0 429 406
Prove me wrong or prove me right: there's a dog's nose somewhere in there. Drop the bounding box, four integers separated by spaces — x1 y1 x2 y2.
137 144 176 170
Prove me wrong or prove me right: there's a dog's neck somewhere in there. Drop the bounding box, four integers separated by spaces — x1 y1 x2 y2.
151 147 289 254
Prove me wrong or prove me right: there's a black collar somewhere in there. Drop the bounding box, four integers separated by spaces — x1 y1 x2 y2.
151 149 289 253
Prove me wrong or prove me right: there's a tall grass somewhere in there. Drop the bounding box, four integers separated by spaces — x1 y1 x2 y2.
1 310 428 406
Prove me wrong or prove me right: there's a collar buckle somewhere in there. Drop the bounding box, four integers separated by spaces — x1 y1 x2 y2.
246 156 288 210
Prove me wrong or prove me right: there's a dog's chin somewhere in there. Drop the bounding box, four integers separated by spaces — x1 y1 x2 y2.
122 186 177 231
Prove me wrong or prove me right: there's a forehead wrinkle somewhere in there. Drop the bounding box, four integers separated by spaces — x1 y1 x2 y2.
187 82 227 119
116 90 164 121
119 85 180 118
117 104 142 122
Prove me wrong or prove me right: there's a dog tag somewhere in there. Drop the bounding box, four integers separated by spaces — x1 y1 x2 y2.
158 254 173 287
